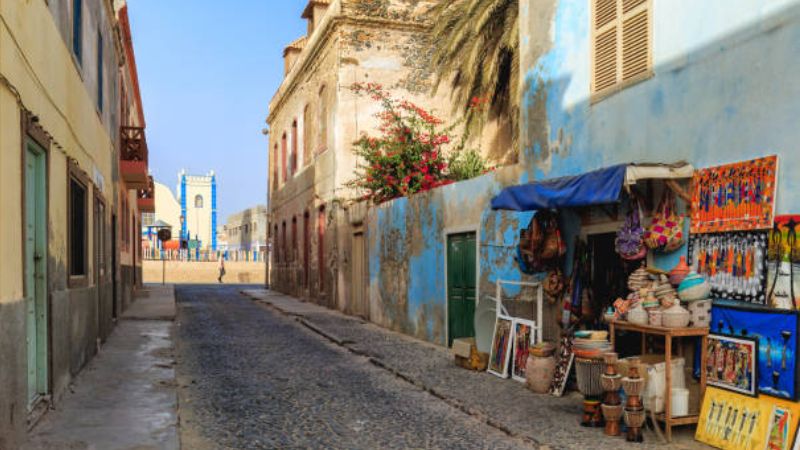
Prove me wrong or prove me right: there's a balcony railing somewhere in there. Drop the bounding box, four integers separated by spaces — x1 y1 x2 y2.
137 175 155 212
120 126 149 188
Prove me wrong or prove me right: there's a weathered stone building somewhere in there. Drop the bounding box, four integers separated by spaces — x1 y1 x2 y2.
0 0 150 446
267 0 512 316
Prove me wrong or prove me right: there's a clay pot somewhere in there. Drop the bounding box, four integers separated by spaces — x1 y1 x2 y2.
526 355 556 394
669 256 691 286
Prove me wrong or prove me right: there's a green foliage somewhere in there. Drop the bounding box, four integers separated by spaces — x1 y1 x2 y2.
448 149 489 181
428 0 519 144
348 83 490 204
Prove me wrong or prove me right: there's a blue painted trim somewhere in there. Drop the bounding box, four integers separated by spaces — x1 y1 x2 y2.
211 175 217 251
180 174 187 240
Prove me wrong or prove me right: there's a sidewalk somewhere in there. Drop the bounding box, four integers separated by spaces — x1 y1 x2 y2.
25 285 179 450
242 289 709 450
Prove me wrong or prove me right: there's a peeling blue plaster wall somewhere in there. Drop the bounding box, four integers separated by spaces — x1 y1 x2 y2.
366 0 800 346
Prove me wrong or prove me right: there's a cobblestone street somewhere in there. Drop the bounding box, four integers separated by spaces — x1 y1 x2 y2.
175 285 535 449
175 285 708 450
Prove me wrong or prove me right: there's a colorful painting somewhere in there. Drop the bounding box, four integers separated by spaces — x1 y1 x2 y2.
488 315 513 378
696 387 800 450
689 231 769 304
549 335 574 397
706 334 758 396
691 155 778 234
712 305 799 401
766 406 793 450
510 319 536 382
767 216 800 310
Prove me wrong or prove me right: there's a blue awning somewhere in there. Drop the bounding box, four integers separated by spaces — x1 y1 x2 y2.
490 164 628 211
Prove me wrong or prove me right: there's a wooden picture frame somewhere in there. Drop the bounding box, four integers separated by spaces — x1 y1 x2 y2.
705 333 759 397
510 318 536 382
488 314 513 378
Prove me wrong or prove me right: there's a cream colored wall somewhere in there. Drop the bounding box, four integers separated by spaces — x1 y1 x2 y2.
153 181 182 232
0 88 23 303
0 0 117 296
183 179 213 249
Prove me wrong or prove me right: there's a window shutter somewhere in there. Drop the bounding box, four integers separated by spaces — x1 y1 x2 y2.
592 0 618 93
621 1 650 82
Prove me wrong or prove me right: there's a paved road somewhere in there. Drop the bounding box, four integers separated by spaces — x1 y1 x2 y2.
175 285 533 450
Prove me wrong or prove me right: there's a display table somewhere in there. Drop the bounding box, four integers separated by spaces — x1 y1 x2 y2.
609 320 709 442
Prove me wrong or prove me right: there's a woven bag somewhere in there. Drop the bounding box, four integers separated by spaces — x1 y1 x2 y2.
616 198 647 260
644 190 685 252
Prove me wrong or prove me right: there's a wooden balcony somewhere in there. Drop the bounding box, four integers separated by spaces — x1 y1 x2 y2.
120 126 149 189
137 176 155 212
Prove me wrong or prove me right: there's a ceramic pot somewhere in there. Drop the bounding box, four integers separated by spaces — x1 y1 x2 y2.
526 355 556 394
669 256 691 286
678 272 711 302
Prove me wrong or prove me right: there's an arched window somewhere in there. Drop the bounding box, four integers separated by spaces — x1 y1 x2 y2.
194 195 203 208
291 120 299 176
318 86 328 154
303 104 312 165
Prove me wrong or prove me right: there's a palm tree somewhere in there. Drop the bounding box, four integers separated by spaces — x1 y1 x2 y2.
429 0 519 146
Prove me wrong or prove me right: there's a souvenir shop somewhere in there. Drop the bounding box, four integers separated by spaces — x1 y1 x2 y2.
464 156 799 449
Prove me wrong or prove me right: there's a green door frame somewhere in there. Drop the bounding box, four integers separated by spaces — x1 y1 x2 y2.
24 139 48 408
445 229 478 347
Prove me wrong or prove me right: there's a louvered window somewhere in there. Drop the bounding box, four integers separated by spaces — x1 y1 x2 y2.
591 0 651 98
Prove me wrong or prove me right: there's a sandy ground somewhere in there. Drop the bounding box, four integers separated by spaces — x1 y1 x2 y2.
143 260 266 285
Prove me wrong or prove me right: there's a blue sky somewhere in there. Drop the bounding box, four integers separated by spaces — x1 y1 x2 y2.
128 0 308 221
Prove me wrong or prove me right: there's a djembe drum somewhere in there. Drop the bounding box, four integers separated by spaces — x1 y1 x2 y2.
600 352 623 436
575 357 605 427
622 358 645 443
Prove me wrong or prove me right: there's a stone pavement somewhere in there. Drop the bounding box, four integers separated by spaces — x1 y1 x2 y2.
242 289 711 450
175 285 534 449
24 285 178 450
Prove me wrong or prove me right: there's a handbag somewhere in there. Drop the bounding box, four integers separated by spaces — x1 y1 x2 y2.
616 198 647 260
644 189 685 252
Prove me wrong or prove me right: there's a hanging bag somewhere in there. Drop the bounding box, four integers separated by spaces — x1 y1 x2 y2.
616 198 647 260
644 189 685 252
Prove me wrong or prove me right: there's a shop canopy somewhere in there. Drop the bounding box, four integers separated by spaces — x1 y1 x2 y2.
490 162 694 211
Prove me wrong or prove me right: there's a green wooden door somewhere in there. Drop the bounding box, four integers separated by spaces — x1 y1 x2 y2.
447 232 476 346
25 141 48 408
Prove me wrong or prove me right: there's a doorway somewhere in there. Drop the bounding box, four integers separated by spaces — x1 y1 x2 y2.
24 140 48 408
446 231 477 346
350 231 368 318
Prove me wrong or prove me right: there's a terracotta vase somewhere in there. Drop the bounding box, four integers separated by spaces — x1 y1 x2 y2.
669 256 691 286
526 355 556 394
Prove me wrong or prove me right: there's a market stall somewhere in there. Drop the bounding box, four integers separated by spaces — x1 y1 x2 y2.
478 157 800 448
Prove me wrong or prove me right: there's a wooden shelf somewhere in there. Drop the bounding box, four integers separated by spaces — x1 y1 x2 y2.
609 320 709 443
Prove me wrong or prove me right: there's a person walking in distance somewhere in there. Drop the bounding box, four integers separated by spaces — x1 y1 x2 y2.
217 254 226 283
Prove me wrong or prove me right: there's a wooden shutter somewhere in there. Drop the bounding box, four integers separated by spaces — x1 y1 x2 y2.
592 0 619 93
621 0 650 82
592 0 651 96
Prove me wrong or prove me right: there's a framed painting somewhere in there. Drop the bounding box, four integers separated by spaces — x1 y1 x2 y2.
691 155 778 234
711 305 800 401
488 314 513 378
510 319 536 382
688 231 769 305
765 406 793 450
549 335 574 397
705 333 758 397
767 215 800 310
